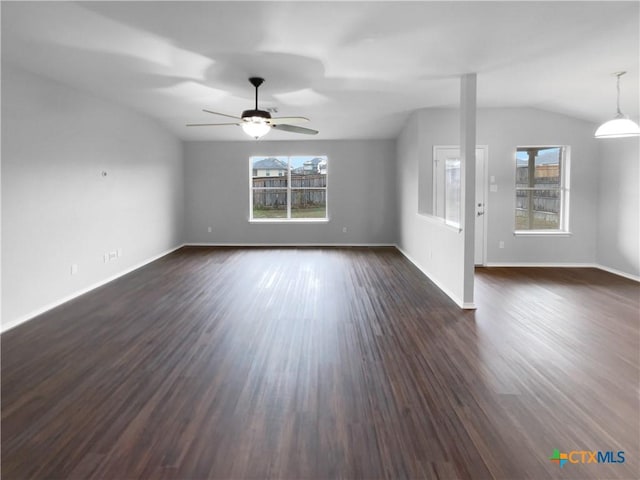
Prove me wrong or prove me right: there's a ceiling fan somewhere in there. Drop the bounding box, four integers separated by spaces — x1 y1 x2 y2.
187 77 319 139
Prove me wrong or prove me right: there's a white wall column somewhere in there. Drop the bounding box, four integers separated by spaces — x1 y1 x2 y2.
460 74 477 308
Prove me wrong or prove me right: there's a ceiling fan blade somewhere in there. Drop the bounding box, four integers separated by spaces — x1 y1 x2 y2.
268 116 310 125
272 124 318 135
186 122 239 127
202 109 242 120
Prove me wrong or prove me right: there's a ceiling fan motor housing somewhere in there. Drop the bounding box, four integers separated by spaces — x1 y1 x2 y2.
241 109 271 120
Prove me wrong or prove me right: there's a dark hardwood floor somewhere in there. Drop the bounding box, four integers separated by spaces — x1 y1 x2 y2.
2 247 638 479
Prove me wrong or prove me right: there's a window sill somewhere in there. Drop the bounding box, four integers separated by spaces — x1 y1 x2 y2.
417 213 463 233
250 219 329 224
514 230 572 237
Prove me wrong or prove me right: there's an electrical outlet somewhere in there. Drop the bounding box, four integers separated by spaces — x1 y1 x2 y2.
117 248 123 257
342 227 347 233
208 226 212 233
71 264 78 275
109 251 117 260
499 241 505 249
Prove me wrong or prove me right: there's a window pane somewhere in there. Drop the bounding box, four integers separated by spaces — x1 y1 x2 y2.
532 189 560 229
252 156 289 186
290 156 327 186
252 189 287 218
515 189 529 229
291 172 327 188
445 158 460 227
534 148 561 186
291 189 326 218
515 150 529 188
515 189 560 230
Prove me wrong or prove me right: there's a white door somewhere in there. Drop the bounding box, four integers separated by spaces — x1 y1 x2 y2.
433 146 487 265
474 147 487 265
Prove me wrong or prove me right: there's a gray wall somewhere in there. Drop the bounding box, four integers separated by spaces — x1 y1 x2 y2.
184 140 397 245
397 107 601 303
596 137 640 278
2 64 184 330
478 108 599 264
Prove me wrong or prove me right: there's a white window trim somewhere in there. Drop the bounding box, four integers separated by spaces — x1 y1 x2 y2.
513 145 571 235
249 155 329 223
512 230 573 237
249 219 330 224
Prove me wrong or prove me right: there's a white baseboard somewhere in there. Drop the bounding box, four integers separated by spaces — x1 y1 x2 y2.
394 245 473 309
1 244 185 334
483 262 595 268
593 264 640 282
184 243 396 247
483 262 639 282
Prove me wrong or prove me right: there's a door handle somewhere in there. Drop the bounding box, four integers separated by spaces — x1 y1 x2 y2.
477 211 484 216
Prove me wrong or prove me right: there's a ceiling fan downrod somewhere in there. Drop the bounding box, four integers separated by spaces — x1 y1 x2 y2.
242 77 269 120
249 77 264 111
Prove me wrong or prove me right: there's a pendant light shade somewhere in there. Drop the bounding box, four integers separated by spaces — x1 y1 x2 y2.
595 72 640 139
594 117 640 138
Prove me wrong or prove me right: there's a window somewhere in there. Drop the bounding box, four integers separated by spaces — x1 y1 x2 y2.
433 147 462 228
444 158 461 227
250 156 328 221
515 146 569 232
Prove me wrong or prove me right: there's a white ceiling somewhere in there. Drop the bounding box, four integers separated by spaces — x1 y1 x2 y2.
2 1 639 141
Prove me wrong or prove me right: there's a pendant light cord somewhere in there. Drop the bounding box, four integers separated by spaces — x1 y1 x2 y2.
615 71 625 117
595 70 640 138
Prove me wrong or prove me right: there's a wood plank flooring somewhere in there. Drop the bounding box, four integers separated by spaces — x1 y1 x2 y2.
2 247 638 479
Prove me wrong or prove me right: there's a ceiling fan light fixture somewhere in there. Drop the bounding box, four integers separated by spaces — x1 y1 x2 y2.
595 71 640 139
242 118 271 139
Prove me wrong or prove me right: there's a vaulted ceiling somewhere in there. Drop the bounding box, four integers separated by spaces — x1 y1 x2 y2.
3 1 638 141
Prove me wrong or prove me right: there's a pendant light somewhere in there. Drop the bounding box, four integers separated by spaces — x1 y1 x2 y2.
594 72 640 139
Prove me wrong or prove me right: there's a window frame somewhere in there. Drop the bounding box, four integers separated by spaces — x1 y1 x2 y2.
513 145 570 235
249 155 329 223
